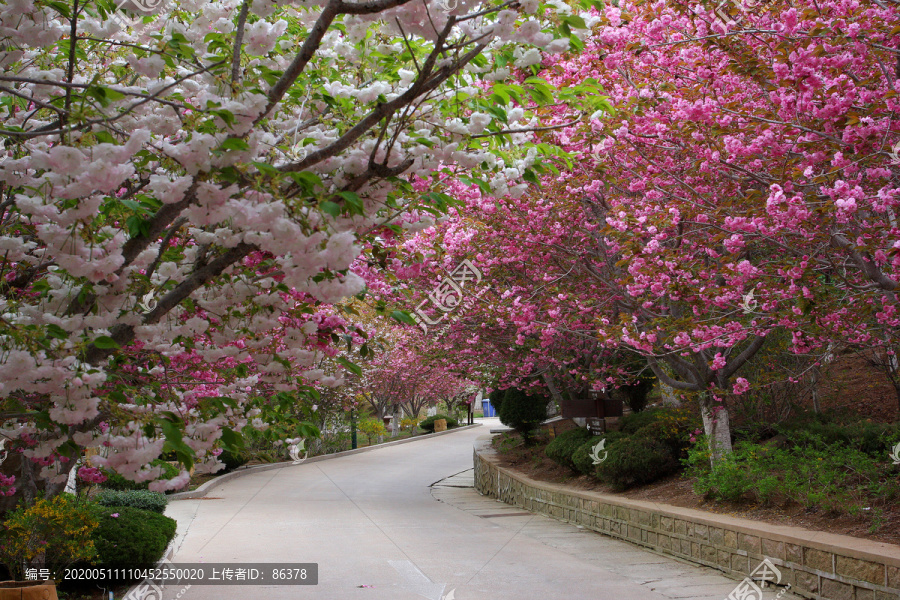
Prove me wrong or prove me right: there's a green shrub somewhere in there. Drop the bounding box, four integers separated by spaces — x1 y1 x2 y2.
545 427 593 470
571 431 628 475
488 389 505 415
0 495 98 580
359 418 387 444
100 459 180 491
419 414 459 432
93 489 167 514
775 416 900 457
88 506 177 570
618 408 665 435
499 388 549 444
632 420 692 460
686 438 900 513
219 449 249 472
685 440 756 502
596 437 680 490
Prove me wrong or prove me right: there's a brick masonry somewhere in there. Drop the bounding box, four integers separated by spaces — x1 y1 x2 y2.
473 443 900 600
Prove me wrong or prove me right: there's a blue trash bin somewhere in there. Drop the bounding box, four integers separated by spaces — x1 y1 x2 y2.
481 399 496 417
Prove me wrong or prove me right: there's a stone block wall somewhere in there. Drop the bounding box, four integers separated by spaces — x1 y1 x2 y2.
474 445 900 600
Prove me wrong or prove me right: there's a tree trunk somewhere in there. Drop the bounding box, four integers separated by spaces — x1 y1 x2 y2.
659 382 682 407
391 403 401 438
699 392 733 466
0 451 78 514
809 364 822 414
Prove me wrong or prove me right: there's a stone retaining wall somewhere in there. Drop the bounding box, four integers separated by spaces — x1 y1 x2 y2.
474 443 900 600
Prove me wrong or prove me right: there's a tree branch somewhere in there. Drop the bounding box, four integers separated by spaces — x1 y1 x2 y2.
82 243 256 365
231 0 250 89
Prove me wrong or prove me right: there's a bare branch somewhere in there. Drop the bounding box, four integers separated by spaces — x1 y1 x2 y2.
232 0 250 88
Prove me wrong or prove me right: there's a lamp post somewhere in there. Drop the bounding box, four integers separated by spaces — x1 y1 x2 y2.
350 408 358 450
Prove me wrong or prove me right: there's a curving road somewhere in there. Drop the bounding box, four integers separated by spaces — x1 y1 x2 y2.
163 420 800 600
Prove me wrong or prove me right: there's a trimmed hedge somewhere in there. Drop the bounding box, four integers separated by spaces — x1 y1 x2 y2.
633 420 692 460
618 408 665 435
419 414 459 432
545 427 593 470
596 436 680 490
89 505 177 570
93 489 167 514
499 388 548 444
571 431 628 475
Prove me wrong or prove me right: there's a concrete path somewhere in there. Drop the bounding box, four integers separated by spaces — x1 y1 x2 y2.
163 419 800 600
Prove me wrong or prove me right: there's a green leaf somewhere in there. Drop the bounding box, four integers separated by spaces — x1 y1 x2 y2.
337 191 364 215
320 201 342 218
253 161 280 176
390 310 418 326
125 214 151 238
288 171 323 196
94 131 116 144
561 14 588 29
93 335 120 350
108 390 128 403
86 85 125 108
47 1 71 18
522 169 541 186
220 427 245 451
45 324 68 340
335 357 362 376
218 137 250 152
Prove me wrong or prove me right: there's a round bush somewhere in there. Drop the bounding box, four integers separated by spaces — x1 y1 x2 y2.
596 437 680 490
499 388 549 444
618 408 665 435
88 505 177 570
100 459 180 491
93 489 167 514
571 431 628 475
632 420 692 460
419 414 459 432
545 427 593 470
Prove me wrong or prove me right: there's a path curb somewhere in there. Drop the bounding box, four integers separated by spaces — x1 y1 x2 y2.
168 423 482 501
473 440 900 600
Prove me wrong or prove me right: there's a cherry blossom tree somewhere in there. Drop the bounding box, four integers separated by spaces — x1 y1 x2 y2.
0 0 594 504
388 0 900 463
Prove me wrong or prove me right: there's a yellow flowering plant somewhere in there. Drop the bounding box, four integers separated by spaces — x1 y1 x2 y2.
0 495 98 581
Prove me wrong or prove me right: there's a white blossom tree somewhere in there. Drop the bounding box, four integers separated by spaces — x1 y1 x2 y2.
0 0 601 504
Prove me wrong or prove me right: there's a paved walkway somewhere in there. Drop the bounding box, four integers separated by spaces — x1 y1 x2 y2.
163 420 800 600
